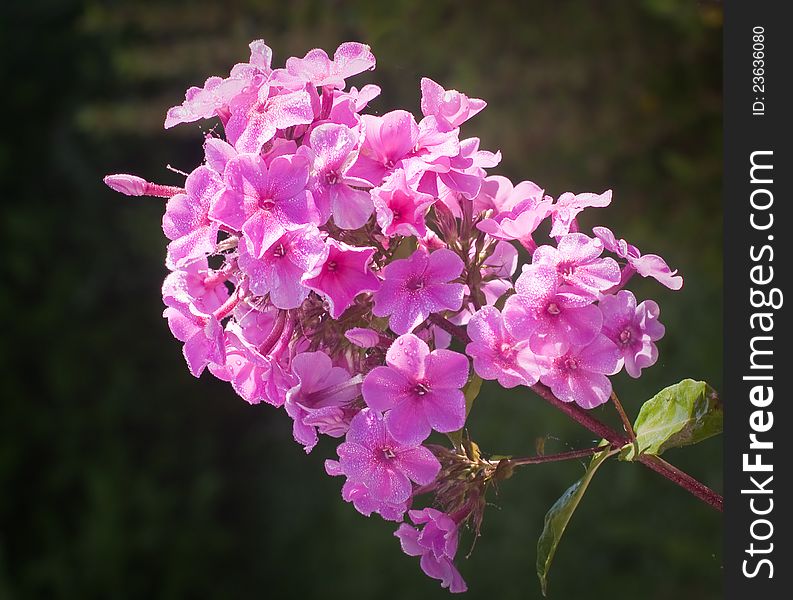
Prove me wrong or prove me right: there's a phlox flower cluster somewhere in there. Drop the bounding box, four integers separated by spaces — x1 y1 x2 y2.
105 40 681 593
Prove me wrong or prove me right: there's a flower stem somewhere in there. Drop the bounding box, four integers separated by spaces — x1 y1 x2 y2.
505 444 607 467
429 314 724 512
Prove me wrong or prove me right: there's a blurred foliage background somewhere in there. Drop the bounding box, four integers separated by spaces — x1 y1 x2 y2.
0 0 722 598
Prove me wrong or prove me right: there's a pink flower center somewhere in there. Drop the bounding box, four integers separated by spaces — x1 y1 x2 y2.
414 382 430 396
382 447 397 460
619 328 632 346
272 243 287 258
391 208 402 221
326 260 338 272
564 357 579 371
325 171 340 185
406 276 425 291
546 302 561 316
499 342 516 360
558 263 575 278
261 197 276 210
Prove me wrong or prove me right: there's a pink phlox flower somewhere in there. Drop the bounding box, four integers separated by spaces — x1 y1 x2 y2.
502 263 603 356
324 459 407 521
371 170 436 238
331 408 441 507
395 508 467 593
162 165 224 269
211 153 318 253
302 239 380 319
238 224 328 309
164 40 272 129
420 76 485 133
466 306 549 388
273 42 376 90
209 330 292 407
600 290 665 378
163 305 225 378
224 83 315 154
532 233 621 301
298 123 374 229
345 110 420 185
473 175 543 214
329 84 382 126
539 334 621 409
593 226 683 290
475 176 552 243
373 248 465 335
548 190 612 237
162 258 229 316
285 351 362 453
362 334 469 445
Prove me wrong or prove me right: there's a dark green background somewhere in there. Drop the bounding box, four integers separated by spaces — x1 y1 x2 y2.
0 1 722 598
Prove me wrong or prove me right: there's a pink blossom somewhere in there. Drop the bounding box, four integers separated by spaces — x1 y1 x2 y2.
532 233 621 301
362 334 468 445
373 248 465 335
332 408 441 505
324 459 407 521
593 226 683 290
371 170 436 238
275 42 376 90
473 175 544 214
303 239 379 319
600 290 665 378
164 40 271 129
285 351 361 452
420 77 485 132
549 190 612 237
161 258 228 315
211 153 317 254
237 224 327 309
395 508 467 593
225 85 315 154
346 110 419 185
502 264 603 356
329 84 382 126
162 166 223 269
466 306 548 388
539 334 621 409
299 123 373 229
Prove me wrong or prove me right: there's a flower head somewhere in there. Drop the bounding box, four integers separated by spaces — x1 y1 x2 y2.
362 334 469 445
302 239 379 319
332 408 441 506
600 290 665 378
395 508 467 593
540 334 621 409
373 248 465 335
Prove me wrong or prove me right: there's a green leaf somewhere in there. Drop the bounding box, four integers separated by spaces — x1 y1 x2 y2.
446 373 482 450
536 443 611 596
620 379 722 461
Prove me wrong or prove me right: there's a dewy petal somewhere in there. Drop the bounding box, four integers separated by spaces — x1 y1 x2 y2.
367 463 412 504
421 389 466 433
385 334 430 380
425 349 469 390
396 446 441 485
424 248 464 283
386 399 432 446
362 366 412 412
